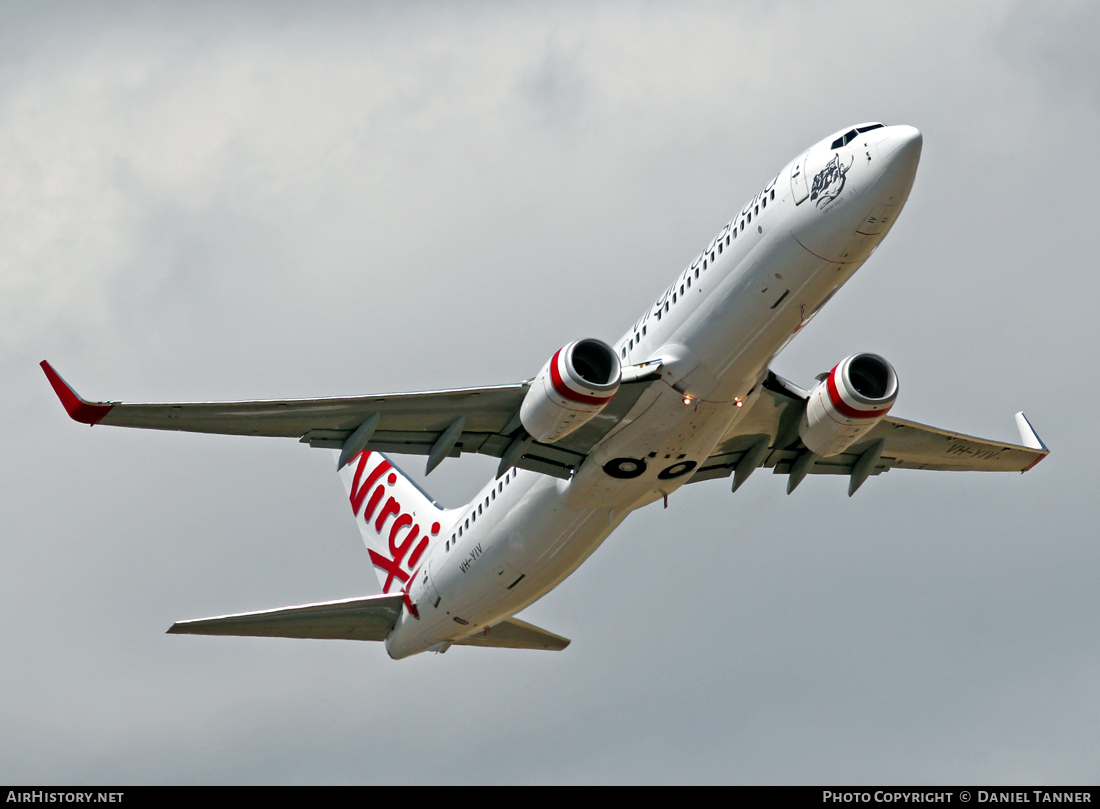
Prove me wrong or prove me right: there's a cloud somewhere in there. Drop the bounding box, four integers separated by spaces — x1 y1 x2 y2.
1 1 1095 784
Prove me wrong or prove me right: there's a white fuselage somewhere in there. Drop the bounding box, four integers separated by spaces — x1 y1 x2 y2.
389 124 923 658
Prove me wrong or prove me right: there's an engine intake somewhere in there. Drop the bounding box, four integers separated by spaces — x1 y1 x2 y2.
520 339 621 442
799 353 898 456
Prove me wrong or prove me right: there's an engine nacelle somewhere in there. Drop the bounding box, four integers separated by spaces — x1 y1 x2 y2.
799 353 898 456
520 339 621 442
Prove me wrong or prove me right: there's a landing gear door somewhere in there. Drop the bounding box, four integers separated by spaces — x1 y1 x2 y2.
790 151 810 205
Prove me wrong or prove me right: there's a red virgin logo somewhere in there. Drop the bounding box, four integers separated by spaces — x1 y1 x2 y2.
348 452 440 594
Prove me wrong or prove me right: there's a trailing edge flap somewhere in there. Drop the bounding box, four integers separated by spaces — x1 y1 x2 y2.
453 616 570 651
167 593 405 641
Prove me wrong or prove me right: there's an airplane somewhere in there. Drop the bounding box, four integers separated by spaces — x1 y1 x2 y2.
41 122 1049 659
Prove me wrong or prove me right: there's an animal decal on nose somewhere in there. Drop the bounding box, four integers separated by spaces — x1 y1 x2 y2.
348 452 440 593
810 154 853 208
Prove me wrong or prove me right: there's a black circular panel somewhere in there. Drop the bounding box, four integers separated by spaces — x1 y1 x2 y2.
603 457 647 479
657 460 697 480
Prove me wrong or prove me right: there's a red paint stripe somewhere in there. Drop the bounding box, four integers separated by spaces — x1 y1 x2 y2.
826 365 890 420
549 349 613 406
40 361 114 425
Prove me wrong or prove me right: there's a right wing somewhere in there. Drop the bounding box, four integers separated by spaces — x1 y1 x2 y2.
690 370 1048 493
41 360 662 479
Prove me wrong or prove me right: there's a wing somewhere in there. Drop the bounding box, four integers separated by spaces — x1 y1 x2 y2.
41 360 661 480
690 370 1049 494
166 594 406 641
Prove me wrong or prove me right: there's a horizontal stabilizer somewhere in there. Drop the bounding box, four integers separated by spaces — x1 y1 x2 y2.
167 593 404 641
454 616 570 651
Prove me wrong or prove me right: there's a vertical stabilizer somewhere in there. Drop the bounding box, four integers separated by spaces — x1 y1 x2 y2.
337 451 456 595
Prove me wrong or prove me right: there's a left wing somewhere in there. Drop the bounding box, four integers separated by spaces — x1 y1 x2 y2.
40 360 660 479
690 371 1048 494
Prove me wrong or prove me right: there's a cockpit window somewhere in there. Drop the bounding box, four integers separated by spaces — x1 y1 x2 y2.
831 129 859 149
857 123 884 133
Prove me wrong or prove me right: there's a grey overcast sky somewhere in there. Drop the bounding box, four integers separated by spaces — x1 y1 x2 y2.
2 0 1098 784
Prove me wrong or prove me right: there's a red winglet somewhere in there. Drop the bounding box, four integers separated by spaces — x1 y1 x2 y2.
40 361 114 426
1021 451 1049 473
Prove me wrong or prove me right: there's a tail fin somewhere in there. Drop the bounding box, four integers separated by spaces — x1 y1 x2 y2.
337 451 455 595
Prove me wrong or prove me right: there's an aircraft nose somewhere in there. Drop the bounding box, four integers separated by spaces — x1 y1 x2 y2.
878 125 922 178
869 125 921 203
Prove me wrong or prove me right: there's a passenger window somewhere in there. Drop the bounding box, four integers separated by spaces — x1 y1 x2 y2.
665 301 669 312
717 243 722 254
629 338 633 349
747 212 752 223
498 482 503 493
491 490 495 500
710 251 715 261
672 293 677 303
485 497 489 507
694 268 699 278
642 325 647 335
754 205 758 215
762 197 766 209
703 260 707 270
686 277 690 289
621 347 626 358
770 189 775 200
680 285 684 295
725 235 730 245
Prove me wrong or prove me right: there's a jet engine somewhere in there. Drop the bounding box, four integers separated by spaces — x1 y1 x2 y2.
520 339 621 442
799 353 898 456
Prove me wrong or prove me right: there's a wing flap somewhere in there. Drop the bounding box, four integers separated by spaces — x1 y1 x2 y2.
167 594 405 641
453 617 570 651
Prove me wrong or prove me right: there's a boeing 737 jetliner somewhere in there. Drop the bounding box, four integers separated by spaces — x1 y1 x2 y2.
42 123 1048 658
